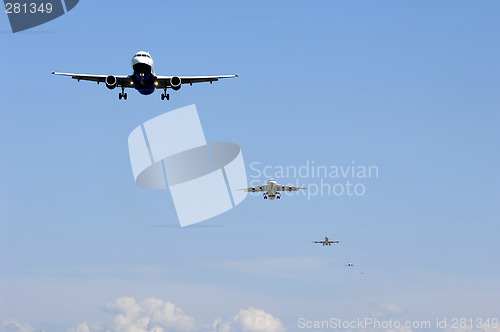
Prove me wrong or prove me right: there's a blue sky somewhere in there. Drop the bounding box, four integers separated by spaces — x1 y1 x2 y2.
1 1 499 331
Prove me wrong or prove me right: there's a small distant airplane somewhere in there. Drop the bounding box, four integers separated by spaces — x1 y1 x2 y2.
345 262 356 267
52 51 238 100
312 236 340 246
238 179 306 200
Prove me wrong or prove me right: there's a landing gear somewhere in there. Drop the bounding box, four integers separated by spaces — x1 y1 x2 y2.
161 88 170 101
263 193 268 200
277 193 281 199
119 87 127 100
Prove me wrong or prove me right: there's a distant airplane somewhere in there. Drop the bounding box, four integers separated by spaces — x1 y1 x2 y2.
345 262 356 267
312 236 340 246
52 51 238 100
237 179 306 200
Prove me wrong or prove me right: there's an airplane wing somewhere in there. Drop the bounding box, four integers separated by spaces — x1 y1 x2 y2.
276 185 307 192
154 75 238 88
52 72 132 87
52 72 237 89
237 185 269 192
313 241 326 244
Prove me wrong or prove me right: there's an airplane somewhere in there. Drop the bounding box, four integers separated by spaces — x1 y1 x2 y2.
52 51 238 100
312 236 340 246
345 262 356 267
237 179 306 200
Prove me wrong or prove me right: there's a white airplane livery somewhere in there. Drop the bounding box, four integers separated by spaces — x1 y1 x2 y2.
52 51 238 100
238 179 306 200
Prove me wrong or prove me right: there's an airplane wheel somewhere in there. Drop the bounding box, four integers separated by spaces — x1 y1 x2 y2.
166 93 170 100
161 94 165 100
119 93 122 100
124 93 127 100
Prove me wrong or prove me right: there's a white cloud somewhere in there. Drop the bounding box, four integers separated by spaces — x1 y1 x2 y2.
215 307 286 332
107 297 147 332
67 322 91 332
2 319 34 332
149 301 196 331
63 297 285 332
105 297 196 332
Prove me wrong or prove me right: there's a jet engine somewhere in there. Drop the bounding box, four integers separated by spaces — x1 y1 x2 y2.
105 75 117 89
170 76 181 91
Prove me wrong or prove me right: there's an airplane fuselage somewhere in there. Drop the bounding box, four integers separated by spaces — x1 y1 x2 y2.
130 52 156 95
267 179 277 200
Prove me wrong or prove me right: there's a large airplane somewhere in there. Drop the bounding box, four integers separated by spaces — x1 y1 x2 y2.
312 236 340 246
52 51 238 100
238 179 306 200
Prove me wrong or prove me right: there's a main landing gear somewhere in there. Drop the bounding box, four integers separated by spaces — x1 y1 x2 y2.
119 87 127 100
161 88 170 101
277 193 281 199
263 193 268 200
